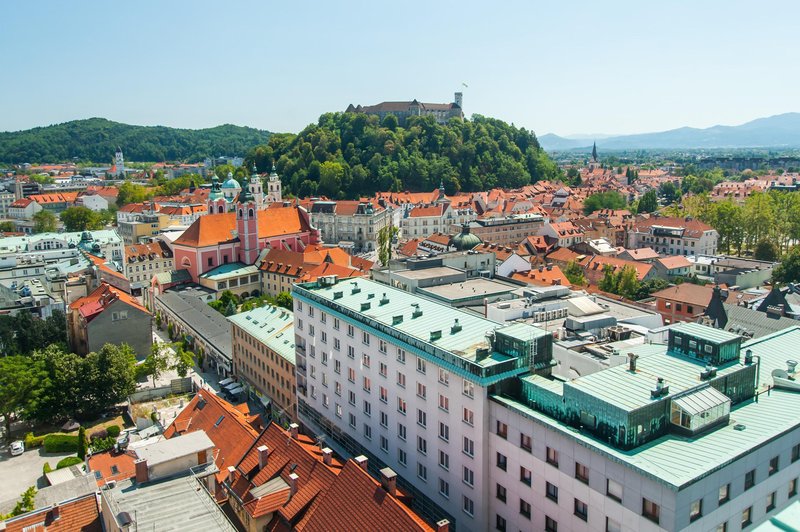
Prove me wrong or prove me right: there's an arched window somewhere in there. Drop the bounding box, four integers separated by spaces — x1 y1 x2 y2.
238 209 243 218
181 257 191 268
209 205 214 214
248 208 254 217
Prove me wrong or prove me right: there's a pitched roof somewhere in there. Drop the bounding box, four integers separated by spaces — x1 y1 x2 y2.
651 283 714 307
622 247 660 261
125 241 172 262
656 255 692 270
9 198 33 208
632 215 714 238
296 461 433 532
545 247 582 264
88 450 137 486
3 492 102 532
408 204 444 218
69 282 148 321
511 265 570 287
163 390 261 486
298 262 367 283
578 254 654 282
174 207 312 248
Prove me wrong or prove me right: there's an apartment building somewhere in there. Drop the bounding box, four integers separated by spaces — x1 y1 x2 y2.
308 200 392 252
628 215 718 256
292 276 552 530
229 305 298 423
123 241 174 294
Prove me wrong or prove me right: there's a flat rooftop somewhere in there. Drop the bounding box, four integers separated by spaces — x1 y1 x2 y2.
135 430 214 467
391 266 463 281
418 278 516 303
199 261 259 281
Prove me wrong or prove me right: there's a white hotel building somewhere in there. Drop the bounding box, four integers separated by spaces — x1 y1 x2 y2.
293 277 800 531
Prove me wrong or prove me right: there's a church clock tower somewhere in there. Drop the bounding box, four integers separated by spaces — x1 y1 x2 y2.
248 164 264 210
265 161 282 206
236 177 260 264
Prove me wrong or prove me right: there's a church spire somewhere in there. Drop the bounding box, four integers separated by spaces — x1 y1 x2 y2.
592 141 598 162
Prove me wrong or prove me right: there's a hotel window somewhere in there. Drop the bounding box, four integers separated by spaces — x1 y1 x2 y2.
364 424 372 440
439 478 449 498
417 436 427 455
397 371 406 388
463 466 474 486
334 360 341 374
398 448 407 466
380 435 388 453
363 400 371 417
719 483 730 504
741 506 752 528
417 409 427 428
438 450 449 470
363 376 371 393
745 469 756 490
397 398 407 414
767 491 776 512
792 443 800 463
496 452 507 471
606 517 622 532
417 382 427 399
790 478 798 497
348 368 355 383
690 498 703 522
397 348 406 364
770 456 780 475
362 353 370 368
320 311 326 324
379 340 387 353
463 437 474 457
463 407 474 426
438 422 449 442
347 324 354 337
334 381 341 396
545 516 557 532
347 346 355 359
348 413 356 428
520 499 531 519
320 331 327 344
520 466 532 486
321 351 328 365
308 325 315 337
463 496 474 517
715 523 727 532
546 447 559 467
607 478 623 502
546 482 558 502
416 358 426 374
642 498 660 524
333 338 340 351
463 379 474 398
398 423 406 440
333 318 339 330
308 307 314 318
496 421 508 439
348 391 355 406
379 362 387 377
496 483 507 503
379 386 388 403
574 498 588 521
575 462 589 484
520 433 532 452
438 368 449 385
362 331 370 345
438 394 449 412
380 411 388 428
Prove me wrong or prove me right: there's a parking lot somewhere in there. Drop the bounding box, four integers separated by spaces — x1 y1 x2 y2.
0 442 74 504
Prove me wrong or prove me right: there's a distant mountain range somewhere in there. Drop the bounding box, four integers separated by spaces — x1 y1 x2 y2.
0 118 272 164
539 113 800 151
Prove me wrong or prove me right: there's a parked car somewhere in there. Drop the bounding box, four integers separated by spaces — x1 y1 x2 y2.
9 440 24 456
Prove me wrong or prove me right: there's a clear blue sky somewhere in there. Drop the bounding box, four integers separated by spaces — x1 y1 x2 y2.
1 0 797 137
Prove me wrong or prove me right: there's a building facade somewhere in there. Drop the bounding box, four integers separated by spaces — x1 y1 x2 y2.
628 216 719 256
309 200 391 252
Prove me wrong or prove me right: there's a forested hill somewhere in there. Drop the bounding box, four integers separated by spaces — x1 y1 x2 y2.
0 118 272 164
247 113 561 198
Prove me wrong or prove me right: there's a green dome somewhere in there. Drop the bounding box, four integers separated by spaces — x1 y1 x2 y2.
450 224 481 251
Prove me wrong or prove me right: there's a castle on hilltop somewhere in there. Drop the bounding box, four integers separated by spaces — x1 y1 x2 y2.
346 92 463 125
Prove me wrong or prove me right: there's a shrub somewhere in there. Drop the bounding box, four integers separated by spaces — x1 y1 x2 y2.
77 427 87 460
150 411 158 423
90 428 108 441
89 436 116 453
43 434 78 453
56 456 83 469
24 432 44 449
42 462 52 474
107 425 121 438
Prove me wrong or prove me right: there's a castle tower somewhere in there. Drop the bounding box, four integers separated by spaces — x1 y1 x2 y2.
454 91 463 108
265 161 282 206
236 178 260 264
248 164 264 210
115 147 125 178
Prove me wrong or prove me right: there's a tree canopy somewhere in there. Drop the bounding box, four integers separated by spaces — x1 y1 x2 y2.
33 210 57 233
582 191 626 215
246 113 561 198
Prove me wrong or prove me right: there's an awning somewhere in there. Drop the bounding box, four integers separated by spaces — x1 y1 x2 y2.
218 377 234 386
673 386 730 416
228 385 244 395
224 381 239 390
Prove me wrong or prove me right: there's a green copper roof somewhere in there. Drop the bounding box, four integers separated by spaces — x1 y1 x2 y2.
670 321 742 344
228 305 295 364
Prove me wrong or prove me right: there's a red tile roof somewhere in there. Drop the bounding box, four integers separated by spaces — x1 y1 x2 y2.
9 198 33 208
578 254 653 282
88 450 137 486
545 247 582 264
3 493 102 532
632 215 714 238
298 262 367 283
656 255 693 270
174 207 313 248
163 390 261 487
69 282 148 321
511 265 570 287
296 461 433 532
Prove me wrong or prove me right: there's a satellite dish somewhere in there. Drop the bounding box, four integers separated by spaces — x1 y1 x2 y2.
772 369 789 380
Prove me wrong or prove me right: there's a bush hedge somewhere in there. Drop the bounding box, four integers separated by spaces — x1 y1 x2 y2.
106 425 121 438
89 436 116 453
42 434 78 453
24 432 44 449
42 462 52 474
56 456 83 469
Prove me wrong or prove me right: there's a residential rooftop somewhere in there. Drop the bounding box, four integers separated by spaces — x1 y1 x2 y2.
199 262 259 281
135 430 214 467
417 277 516 303
228 305 296 364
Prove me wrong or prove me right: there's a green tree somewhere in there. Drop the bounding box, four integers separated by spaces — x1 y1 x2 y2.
0 221 15 232
582 191 626 215
32 210 58 233
377 225 399 266
318 161 345 198
754 240 779 262
637 190 658 213
598 265 618 293
773 246 800 284
60 206 102 232
274 292 293 310
78 344 137 420
30 345 82 422
3 486 37 518
616 266 641 300
141 343 171 387
0 356 44 439
562 260 586 286
76 426 87 460
116 181 151 207
658 181 680 204
173 346 194 378
743 192 775 250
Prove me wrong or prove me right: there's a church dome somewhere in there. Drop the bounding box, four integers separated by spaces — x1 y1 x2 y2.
221 172 242 190
450 223 481 251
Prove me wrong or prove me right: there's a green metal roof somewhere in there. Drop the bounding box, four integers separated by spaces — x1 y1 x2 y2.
496 322 549 342
566 343 743 412
494 386 800 490
742 325 800 390
199 262 259 281
670 321 741 344
228 305 296 364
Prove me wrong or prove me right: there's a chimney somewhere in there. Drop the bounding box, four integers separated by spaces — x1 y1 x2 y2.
379 467 397 496
354 455 368 471
436 519 450 532
745 349 754 365
627 352 639 372
134 459 148 483
289 423 299 439
50 503 60 521
227 465 236 485
322 447 333 466
257 445 269 469
788 360 798 373
289 473 299 497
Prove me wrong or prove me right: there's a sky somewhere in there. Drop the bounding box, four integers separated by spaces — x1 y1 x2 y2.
0 1 797 137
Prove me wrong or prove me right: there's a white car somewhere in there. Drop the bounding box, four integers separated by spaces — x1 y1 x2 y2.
9 440 24 456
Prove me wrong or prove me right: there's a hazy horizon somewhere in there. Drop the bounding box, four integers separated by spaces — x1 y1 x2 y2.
1 1 798 137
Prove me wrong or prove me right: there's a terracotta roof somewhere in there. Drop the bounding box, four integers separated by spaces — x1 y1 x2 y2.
656 255 693 270
29 192 79 204
83 253 128 281
545 247 582 264
511 265 570 287
474 242 518 262
632 215 714 238
260 249 308 277
3 492 102 532
651 283 715 307
298 262 366 283
423 233 451 246
549 221 584 236
69 282 148 321
296 461 433 532
9 198 33 208
408 204 444 218
623 247 660 260
397 239 421 257
174 207 313 248
163 390 261 487
125 241 171 262
578 254 654 282
88 450 137 486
